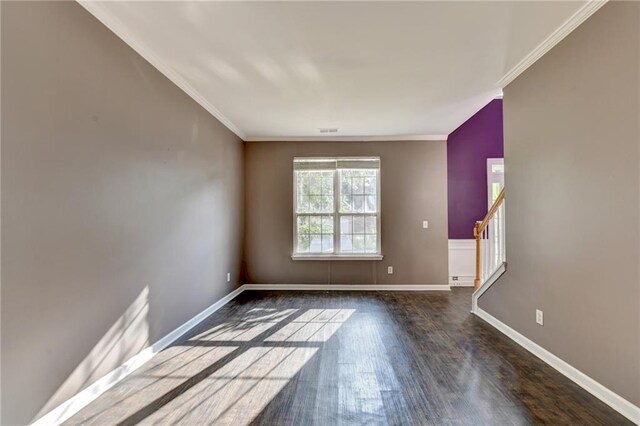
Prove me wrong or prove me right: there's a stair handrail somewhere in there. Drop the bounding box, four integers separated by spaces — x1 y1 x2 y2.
474 187 506 289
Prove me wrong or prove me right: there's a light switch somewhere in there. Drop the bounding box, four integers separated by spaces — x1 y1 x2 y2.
422 220 429 229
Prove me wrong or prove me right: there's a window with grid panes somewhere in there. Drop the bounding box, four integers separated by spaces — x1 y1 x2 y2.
293 157 381 259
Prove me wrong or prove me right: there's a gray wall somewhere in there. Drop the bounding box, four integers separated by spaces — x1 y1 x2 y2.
480 2 640 407
1 2 244 424
244 141 448 285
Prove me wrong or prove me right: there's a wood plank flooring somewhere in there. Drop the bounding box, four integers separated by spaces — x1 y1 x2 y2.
66 289 631 425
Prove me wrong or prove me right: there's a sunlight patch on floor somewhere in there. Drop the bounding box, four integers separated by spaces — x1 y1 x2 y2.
265 308 356 343
65 307 356 425
140 346 319 425
190 308 298 342
135 308 356 425
76 345 238 425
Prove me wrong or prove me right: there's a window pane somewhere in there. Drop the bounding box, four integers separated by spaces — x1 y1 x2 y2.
296 216 309 253
297 215 309 228
309 235 322 253
322 216 334 234
296 215 334 254
339 169 378 214
322 174 334 195
299 195 331 213
352 177 365 195
365 234 377 253
297 170 334 213
321 196 333 213
353 195 365 213
341 179 351 196
297 173 308 193
321 235 333 253
365 195 377 213
353 216 365 234
309 196 322 212
308 174 321 195
309 216 321 234
365 216 376 234
296 195 309 213
337 214 377 255
352 235 365 252
341 194 353 213
492 182 501 203
340 216 352 234
297 215 309 237
340 235 353 252
364 176 376 195
297 234 310 253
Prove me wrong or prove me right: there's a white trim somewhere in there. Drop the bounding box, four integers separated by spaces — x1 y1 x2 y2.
449 279 474 288
471 261 506 314
76 1 246 140
292 255 383 261
243 284 450 291
31 286 245 426
475 308 640 425
448 239 476 250
245 135 448 142
448 239 476 286
496 0 608 88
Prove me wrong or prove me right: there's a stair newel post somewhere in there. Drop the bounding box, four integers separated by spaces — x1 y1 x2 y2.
474 221 481 290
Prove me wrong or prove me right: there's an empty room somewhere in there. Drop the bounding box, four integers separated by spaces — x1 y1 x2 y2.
1 0 639 425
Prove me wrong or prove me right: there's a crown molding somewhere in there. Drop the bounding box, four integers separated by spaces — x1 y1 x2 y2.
496 0 608 88
77 1 246 140
244 135 448 142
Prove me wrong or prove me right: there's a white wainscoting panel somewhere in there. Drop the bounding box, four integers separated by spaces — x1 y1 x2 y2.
448 239 476 286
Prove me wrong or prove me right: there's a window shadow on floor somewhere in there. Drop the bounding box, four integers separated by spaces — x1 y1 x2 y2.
68 300 355 426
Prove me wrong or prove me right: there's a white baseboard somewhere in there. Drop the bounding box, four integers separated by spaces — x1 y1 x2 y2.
471 262 507 313
32 285 246 426
475 308 640 425
449 277 474 287
242 284 450 291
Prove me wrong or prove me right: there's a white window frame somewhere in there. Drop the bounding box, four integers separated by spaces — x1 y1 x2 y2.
292 157 383 261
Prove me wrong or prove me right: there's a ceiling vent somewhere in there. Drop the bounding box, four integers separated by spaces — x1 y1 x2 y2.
319 128 338 134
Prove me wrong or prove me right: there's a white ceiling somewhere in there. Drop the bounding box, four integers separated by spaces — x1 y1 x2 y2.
80 1 601 141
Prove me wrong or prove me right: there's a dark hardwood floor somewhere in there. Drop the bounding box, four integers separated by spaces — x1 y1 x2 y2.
66 289 631 425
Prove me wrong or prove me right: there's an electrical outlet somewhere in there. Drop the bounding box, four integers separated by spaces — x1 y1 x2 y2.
226 272 231 283
422 220 429 229
536 309 544 326
387 266 393 275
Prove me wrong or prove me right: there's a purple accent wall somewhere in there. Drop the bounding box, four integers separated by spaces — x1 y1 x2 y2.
447 99 504 239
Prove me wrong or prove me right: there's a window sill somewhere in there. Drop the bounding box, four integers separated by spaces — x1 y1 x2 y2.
291 254 383 261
